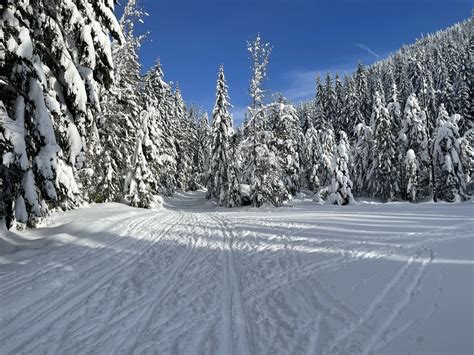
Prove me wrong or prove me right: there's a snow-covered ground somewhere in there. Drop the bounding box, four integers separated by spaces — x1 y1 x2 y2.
0 192 473 355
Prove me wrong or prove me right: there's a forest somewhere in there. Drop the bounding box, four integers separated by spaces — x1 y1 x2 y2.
1 1 472 229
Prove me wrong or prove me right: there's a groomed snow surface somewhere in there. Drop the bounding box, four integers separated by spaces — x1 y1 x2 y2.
0 192 473 355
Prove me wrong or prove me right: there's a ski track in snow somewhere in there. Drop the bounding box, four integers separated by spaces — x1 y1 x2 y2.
0 192 473 354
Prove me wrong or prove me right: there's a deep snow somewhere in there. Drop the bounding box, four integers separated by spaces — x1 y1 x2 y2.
0 192 473 354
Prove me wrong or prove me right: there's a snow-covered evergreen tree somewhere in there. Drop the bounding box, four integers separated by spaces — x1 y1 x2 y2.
304 121 322 192
334 74 345 133
342 76 364 136
387 80 402 130
207 66 240 207
352 123 373 196
316 125 336 190
123 110 156 207
93 0 145 203
174 86 194 191
190 109 211 190
400 93 432 200
248 34 272 109
323 73 337 128
273 100 301 196
354 62 371 124
1 0 123 226
327 132 354 205
242 34 282 206
370 91 399 201
435 103 450 129
143 60 178 196
405 149 418 202
227 134 242 207
0 101 20 228
458 129 474 195
433 114 467 201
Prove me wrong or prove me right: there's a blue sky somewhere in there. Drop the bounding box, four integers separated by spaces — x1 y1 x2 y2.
119 0 472 124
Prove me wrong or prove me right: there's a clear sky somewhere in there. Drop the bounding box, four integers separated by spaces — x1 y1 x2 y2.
119 0 472 124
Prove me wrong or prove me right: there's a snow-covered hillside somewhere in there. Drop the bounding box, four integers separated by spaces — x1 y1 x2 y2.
0 192 472 354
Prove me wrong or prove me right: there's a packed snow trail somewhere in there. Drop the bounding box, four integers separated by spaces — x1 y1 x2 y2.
0 192 473 354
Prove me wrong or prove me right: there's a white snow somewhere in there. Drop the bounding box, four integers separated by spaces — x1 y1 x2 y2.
15 27 33 60
3 96 28 170
0 192 472 354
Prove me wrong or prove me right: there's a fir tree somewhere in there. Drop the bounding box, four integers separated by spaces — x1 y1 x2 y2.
1 0 123 226
304 121 321 192
458 129 474 195
405 149 418 202
327 132 354 205
243 34 276 206
400 93 432 200
93 0 145 203
433 114 467 201
273 100 301 196
123 110 156 208
190 110 211 190
355 62 371 124
143 60 178 196
207 66 240 207
324 73 337 128
371 91 399 201
174 86 194 191
352 123 373 196
317 125 336 190
343 76 364 135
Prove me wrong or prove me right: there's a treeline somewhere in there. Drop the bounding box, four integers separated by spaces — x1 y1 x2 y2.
208 18 473 207
0 0 472 229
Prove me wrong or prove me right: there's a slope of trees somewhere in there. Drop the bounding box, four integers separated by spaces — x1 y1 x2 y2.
1 1 472 229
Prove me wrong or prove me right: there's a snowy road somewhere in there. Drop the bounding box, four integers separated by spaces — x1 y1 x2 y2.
1 192 473 354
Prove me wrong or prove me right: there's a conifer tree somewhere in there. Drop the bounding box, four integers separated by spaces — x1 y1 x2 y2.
355 62 371 124
94 0 145 203
207 66 240 207
458 129 474 195
352 123 373 196
143 60 178 196
433 114 467 201
174 87 194 191
371 91 399 201
343 76 364 135
324 73 337 128
1 101 20 228
313 75 327 130
400 93 432 200
405 149 418 202
190 110 211 190
334 74 345 133
327 132 354 205
273 100 301 196
317 124 336 190
123 110 156 207
1 0 123 226
304 121 321 192
243 34 275 206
